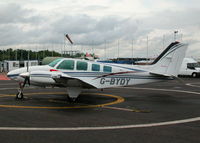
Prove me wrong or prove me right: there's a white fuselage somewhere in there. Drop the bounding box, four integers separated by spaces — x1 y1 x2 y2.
7 58 166 89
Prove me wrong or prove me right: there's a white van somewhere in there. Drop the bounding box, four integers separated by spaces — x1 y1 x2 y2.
179 58 200 77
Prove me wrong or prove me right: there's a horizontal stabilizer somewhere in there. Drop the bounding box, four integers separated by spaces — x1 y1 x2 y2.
150 72 171 77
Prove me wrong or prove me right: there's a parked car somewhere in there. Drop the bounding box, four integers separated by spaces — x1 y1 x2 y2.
179 58 200 77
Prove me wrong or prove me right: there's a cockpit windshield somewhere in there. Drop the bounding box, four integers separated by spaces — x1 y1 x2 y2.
49 58 63 67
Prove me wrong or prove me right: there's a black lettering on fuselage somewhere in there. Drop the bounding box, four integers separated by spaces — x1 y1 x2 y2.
126 78 131 85
100 78 105 84
120 78 125 85
116 78 121 85
110 78 115 85
99 77 131 85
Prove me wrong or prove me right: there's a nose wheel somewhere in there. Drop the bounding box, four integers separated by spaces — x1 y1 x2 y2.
16 91 24 99
16 82 24 100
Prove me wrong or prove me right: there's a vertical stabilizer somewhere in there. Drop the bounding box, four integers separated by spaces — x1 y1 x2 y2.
150 42 188 77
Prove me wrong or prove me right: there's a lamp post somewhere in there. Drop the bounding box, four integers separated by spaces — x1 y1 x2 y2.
131 39 134 65
146 36 149 65
174 30 178 41
117 40 119 60
163 35 165 49
104 40 107 60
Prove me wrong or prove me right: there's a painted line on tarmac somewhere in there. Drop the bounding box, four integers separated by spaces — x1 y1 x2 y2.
0 87 18 90
0 83 18 86
103 106 151 113
119 87 200 95
103 106 134 112
0 92 124 109
186 83 200 88
0 117 199 131
0 87 199 130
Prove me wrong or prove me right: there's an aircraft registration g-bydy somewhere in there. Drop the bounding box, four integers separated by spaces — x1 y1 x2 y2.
7 42 188 101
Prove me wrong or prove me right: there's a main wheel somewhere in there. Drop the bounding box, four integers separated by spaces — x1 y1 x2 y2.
16 92 24 99
192 72 197 78
67 95 78 102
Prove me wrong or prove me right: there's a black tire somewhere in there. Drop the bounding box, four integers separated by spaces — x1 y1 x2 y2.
192 72 197 78
67 96 77 102
16 92 24 99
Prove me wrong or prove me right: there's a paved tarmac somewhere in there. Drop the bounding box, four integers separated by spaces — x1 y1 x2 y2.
0 78 199 143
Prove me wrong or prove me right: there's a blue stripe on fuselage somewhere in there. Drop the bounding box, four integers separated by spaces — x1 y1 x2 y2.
7 74 19 78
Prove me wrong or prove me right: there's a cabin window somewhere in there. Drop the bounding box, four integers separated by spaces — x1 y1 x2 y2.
103 66 112 72
76 61 88 70
49 58 62 67
57 60 74 70
92 64 100 71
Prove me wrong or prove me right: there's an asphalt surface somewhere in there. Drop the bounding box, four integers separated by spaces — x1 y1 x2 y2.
0 78 199 143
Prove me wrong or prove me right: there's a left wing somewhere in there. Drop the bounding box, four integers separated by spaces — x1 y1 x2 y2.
52 72 97 88
30 71 98 88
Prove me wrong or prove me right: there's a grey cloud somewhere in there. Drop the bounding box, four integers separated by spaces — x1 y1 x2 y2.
0 4 27 24
52 15 96 34
83 5 108 11
1 1 200 59
50 15 141 45
141 9 200 30
0 3 46 46
0 24 26 45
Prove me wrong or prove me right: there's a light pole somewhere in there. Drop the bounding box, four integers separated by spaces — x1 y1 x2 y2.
117 40 119 60
104 40 107 60
131 39 134 65
146 36 149 65
174 30 178 41
163 35 165 49
180 33 183 41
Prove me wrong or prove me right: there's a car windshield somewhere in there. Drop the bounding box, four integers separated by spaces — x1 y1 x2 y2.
49 58 63 67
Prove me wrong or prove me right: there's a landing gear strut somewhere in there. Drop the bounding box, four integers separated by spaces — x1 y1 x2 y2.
16 82 24 99
67 87 82 102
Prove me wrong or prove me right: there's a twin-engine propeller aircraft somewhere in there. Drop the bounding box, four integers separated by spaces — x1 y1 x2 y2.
7 42 188 101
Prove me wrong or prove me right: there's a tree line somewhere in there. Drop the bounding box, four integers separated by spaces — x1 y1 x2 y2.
0 49 87 61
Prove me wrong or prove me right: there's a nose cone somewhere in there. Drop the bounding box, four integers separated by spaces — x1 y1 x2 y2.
7 70 16 79
7 69 21 80
7 71 12 77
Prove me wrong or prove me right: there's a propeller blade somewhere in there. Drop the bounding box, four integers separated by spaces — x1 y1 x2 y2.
20 72 30 87
26 61 29 72
23 76 30 87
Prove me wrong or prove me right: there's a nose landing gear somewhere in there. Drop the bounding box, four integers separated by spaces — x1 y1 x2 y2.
16 82 24 100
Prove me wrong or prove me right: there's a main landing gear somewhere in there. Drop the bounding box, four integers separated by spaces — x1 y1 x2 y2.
67 87 82 102
16 82 24 100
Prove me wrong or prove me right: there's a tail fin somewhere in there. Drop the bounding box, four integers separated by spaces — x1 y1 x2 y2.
150 42 188 77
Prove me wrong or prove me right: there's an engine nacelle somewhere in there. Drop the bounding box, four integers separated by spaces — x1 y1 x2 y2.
30 71 57 85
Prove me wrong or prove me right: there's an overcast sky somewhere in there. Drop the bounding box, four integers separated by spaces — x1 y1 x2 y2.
0 0 200 59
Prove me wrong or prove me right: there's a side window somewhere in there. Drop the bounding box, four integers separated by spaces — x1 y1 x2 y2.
76 61 88 70
57 60 74 70
92 64 100 71
103 66 112 72
187 63 195 70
